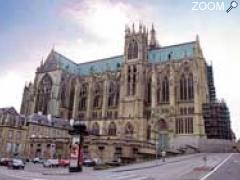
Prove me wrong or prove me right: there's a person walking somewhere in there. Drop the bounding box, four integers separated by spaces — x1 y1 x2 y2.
161 150 166 162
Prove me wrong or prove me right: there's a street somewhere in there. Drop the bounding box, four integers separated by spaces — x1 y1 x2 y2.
0 153 239 180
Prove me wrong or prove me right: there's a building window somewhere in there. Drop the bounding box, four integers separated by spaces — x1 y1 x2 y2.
60 83 67 108
161 77 169 103
127 65 137 96
69 81 75 111
79 83 88 111
125 122 134 136
188 73 194 100
108 82 119 108
176 117 193 134
146 78 152 104
35 74 52 115
147 125 151 140
92 122 100 135
180 73 194 101
108 122 117 136
128 40 138 59
93 82 103 109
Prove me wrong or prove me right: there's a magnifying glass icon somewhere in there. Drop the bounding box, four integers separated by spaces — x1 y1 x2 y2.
226 1 238 13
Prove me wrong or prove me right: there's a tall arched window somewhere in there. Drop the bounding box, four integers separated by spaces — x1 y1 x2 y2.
92 122 100 135
79 83 88 110
188 73 194 100
133 40 138 59
128 40 138 59
125 122 134 135
180 73 194 101
108 122 117 136
128 43 133 59
69 81 75 110
60 83 67 108
35 74 52 115
147 78 152 104
93 82 103 109
147 125 151 140
161 77 169 103
180 74 187 101
108 82 115 107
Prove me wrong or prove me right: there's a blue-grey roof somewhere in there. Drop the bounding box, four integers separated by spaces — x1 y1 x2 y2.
78 55 123 75
148 41 195 63
54 41 196 75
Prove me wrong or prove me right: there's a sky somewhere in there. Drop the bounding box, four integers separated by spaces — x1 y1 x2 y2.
0 0 239 137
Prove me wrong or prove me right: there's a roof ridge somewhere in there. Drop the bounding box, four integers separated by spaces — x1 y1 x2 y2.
78 55 123 65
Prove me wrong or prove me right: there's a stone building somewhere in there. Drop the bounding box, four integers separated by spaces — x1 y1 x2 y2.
20 24 233 162
25 113 71 159
0 107 27 158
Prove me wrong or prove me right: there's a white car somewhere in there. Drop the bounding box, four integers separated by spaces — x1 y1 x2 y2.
43 159 59 167
33 157 44 164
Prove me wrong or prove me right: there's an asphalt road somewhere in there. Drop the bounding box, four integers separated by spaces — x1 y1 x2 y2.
0 153 239 180
201 153 240 180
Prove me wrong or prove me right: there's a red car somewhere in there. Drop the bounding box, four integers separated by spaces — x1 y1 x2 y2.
58 159 70 167
0 158 12 166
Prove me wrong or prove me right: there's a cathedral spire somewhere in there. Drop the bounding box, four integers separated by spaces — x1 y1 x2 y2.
149 23 159 49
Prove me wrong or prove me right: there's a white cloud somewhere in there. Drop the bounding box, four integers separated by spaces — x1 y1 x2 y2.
0 72 26 110
57 0 157 61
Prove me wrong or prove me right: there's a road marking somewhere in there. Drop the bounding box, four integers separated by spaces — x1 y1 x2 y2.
200 153 233 180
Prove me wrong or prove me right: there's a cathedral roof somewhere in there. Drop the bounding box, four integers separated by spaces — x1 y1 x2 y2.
45 41 196 75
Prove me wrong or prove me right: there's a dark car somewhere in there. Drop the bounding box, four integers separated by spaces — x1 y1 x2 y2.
7 159 25 170
0 158 12 166
83 158 96 167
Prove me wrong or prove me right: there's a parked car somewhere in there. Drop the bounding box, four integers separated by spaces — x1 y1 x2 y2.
7 159 25 170
0 158 12 166
32 157 44 164
43 159 59 168
83 158 96 167
58 159 70 167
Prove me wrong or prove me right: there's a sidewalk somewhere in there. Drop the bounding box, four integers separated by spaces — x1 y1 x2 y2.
109 153 205 172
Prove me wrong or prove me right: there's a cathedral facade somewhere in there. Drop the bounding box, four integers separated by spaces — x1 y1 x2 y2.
21 24 221 162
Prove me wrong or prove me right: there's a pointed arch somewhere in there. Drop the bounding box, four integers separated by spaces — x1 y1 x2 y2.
35 74 52 115
180 72 194 101
127 39 138 59
108 122 117 136
161 76 169 103
92 122 100 135
128 42 133 59
147 125 151 140
79 83 88 111
93 82 103 109
133 40 138 59
188 73 194 100
125 122 134 135
180 74 187 101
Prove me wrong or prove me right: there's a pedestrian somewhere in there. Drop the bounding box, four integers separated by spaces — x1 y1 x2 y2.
161 150 166 162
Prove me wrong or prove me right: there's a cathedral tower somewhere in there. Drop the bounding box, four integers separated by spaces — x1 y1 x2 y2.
119 23 148 119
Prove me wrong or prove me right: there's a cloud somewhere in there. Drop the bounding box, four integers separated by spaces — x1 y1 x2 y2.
0 72 26 109
56 0 158 61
